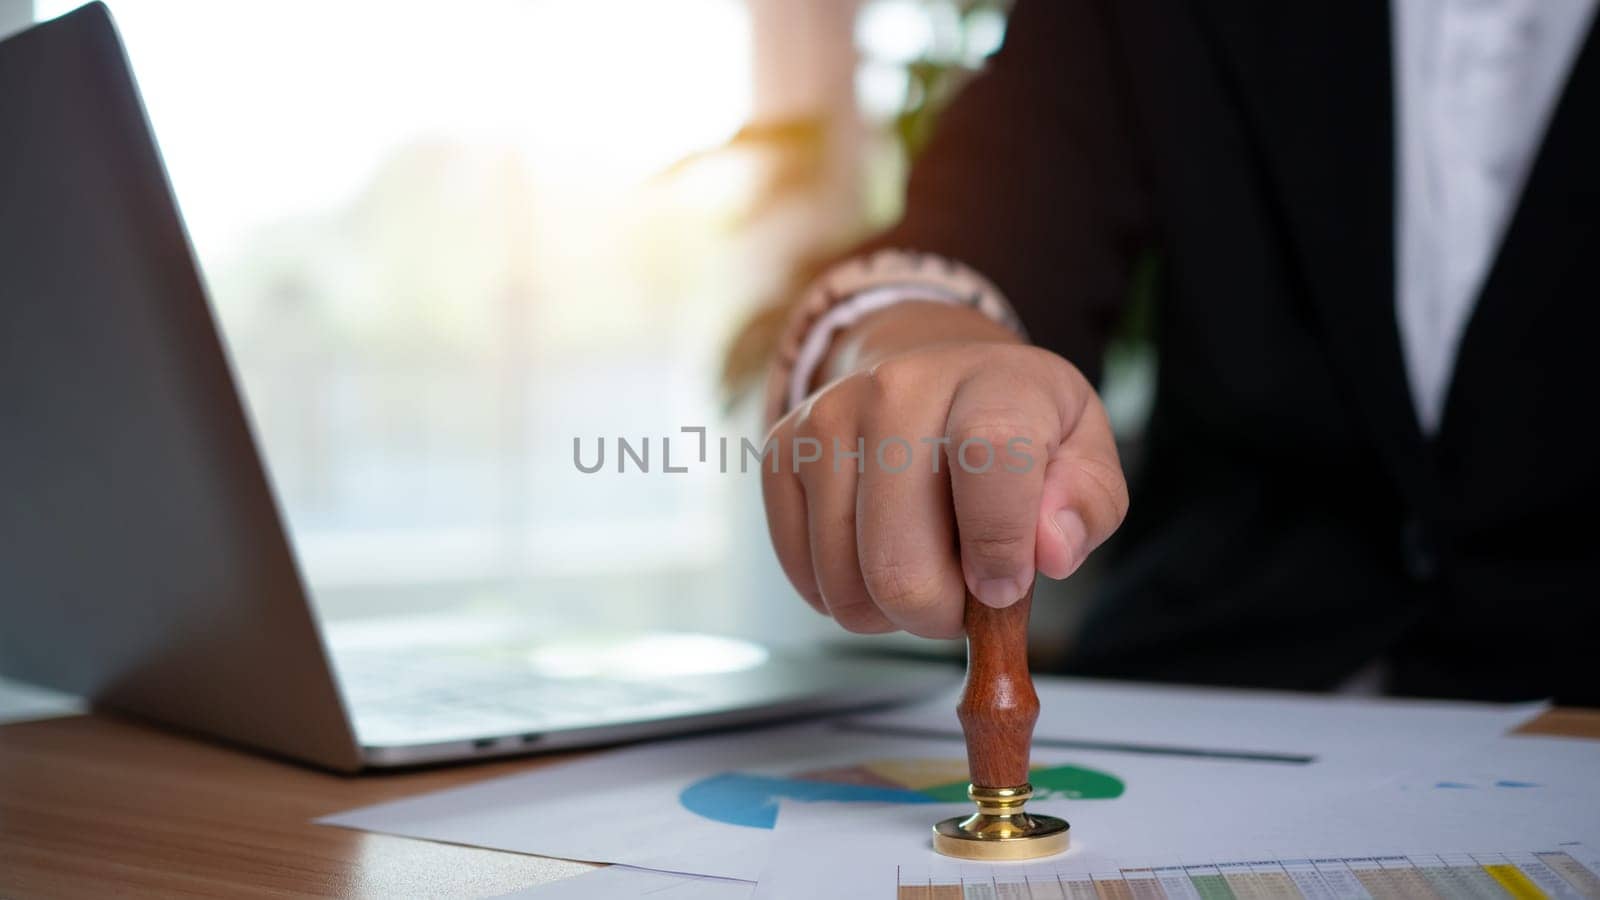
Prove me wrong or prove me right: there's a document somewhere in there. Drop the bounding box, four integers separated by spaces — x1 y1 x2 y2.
754 735 1600 899
847 677 1547 773
325 723 954 880
1305 735 1600 849
757 799 1600 900
320 679 1547 881
1402 733 1600 796
323 720 1340 880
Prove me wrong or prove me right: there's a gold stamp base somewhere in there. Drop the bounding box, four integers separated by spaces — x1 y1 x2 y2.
930 783 1070 861
932 812 1070 860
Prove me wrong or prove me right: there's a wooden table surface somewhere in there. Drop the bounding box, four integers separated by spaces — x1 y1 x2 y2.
2 707 1597 899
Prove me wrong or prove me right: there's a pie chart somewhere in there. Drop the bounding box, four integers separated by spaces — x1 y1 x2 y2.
678 757 1124 828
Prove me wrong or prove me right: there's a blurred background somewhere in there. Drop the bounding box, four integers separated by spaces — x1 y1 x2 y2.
3 0 1152 661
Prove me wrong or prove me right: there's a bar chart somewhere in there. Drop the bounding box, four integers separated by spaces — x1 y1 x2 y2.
895 845 1600 898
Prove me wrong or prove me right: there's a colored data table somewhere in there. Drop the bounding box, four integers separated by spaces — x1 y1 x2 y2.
896 845 1600 899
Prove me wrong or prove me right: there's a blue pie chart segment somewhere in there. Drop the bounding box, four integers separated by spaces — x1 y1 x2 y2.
678 772 937 829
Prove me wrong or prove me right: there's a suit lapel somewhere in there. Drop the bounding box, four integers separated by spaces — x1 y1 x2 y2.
1437 13 1600 444
1188 2 1432 504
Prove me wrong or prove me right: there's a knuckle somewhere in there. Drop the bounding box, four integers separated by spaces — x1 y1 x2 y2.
863 357 923 399
873 434 915 471
821 505 857 535
861 557 949 615
960 523 1029 561
948 417 1038 452
795 386 857 439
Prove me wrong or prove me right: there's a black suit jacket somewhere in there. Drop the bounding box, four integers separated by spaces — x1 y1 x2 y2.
860 1 1600 704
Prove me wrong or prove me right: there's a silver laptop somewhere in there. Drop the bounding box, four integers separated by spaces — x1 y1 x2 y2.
0 4 953 771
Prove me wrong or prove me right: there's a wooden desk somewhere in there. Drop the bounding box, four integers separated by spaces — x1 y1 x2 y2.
2 709 1597 898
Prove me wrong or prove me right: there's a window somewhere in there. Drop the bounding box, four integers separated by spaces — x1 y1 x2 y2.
31 0 1016 644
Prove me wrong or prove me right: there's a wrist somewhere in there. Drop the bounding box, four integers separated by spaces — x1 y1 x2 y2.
821 301 1024 387
763 249 1025 425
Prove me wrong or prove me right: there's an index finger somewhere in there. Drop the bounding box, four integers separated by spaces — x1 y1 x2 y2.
943 374 1058 609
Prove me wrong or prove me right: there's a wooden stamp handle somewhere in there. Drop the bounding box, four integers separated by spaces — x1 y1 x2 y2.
956 586 1039 789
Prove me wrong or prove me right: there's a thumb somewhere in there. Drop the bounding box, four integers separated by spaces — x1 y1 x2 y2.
1033 398 1128 580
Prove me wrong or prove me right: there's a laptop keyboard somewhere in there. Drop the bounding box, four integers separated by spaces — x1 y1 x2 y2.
335 651 706 746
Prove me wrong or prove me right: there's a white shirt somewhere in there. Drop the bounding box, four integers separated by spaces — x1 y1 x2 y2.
1393 0 1597 432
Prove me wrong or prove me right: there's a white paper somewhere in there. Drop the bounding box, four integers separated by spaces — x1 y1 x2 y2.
848 676 1548 772
757 799 1600 900
1397 734 1600 795
1296 735 1600 851
496 866 752 899
325 722 982 880
320 681 1548 882
321 721 1395 880
754 736 1600 900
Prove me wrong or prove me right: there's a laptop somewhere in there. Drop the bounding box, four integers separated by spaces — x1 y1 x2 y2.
0 4 954 771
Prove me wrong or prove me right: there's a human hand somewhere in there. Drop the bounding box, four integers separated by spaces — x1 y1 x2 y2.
762 302 1128 638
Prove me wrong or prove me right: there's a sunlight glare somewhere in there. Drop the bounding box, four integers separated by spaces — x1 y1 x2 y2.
32 0 753 255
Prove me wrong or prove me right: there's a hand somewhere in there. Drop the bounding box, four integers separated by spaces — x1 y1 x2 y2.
761 302 1128 639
